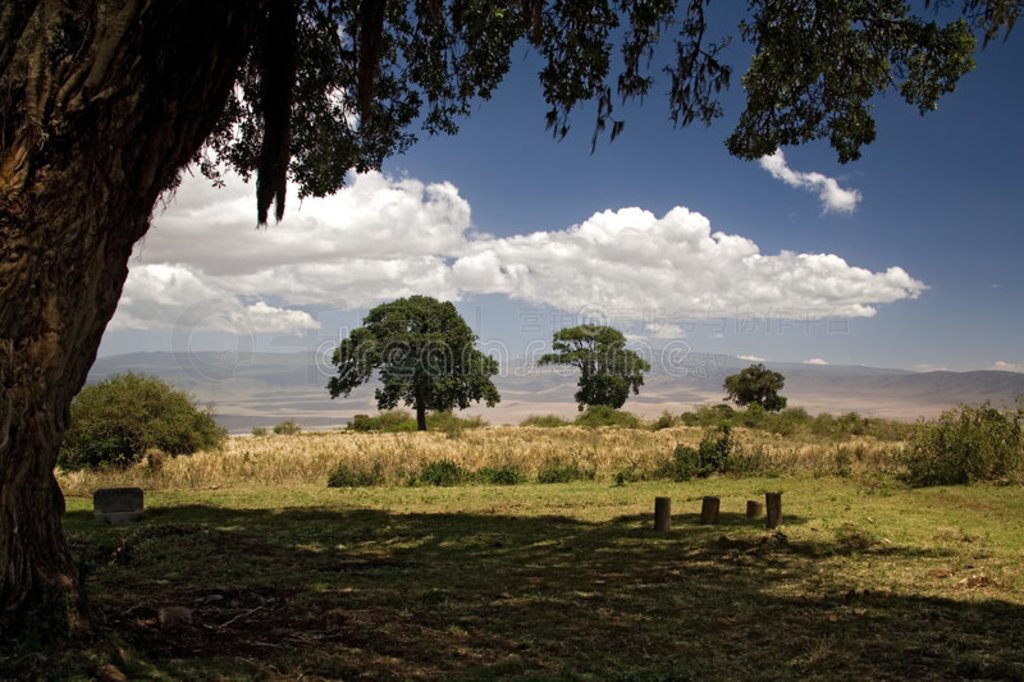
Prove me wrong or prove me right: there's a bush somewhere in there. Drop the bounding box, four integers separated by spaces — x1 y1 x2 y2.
739 404 766 428
58 373 226 471
273 420 303 435
654 444 701 481
574 405 640 428
251 426 268 436
477 465 527 485
649 410 677 430
653 426 734 480
426 411 487 436
520 414 572 428
348 411 418 432
698 425 733 474
327 462 386 487
901 402 1023 486
761 407 810 436
416 459 472 486
537 457 595 483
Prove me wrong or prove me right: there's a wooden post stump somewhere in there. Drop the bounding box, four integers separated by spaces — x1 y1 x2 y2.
654 497 671 531
700 496 720 524
746 500 763 518
765 492 783 529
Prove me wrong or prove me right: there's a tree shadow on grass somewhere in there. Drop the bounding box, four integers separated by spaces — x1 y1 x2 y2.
57 504 1024 681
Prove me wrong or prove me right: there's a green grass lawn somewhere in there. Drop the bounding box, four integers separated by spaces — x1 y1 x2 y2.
42 479 1024 679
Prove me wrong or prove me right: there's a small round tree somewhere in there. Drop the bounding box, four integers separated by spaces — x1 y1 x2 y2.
723 363 787 412
538 325 651 411
58 373 226 470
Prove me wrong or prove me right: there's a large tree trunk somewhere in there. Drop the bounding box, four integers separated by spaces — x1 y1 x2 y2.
0 0 258 638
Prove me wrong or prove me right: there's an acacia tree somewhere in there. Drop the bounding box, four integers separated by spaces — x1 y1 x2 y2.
327 296 500 431
0 0 1018 638
723 363 788 412
539 325 651 410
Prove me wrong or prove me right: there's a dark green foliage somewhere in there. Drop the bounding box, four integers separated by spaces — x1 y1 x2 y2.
727 1 982 163
251 426 269 436
348 410 485 434
200 0 1015 209
761 407 811 437
58 373 225 471
539 325 650 411
327 463 386 488
698 425 733 474
520 414 572 428
655 426 734 480
901 402 1024 486
272 420 303 435
655 444 702 481
739 404 766 428
649 410 677 430
416 459 472 487
723 364 787 412
574 405 641 429
348 411 418 432
536 457 596 484
426 411 487 437
328 296 500 431
476 465 527 486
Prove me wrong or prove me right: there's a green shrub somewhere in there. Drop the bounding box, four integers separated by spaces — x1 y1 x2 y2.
520 414 572 427
698 425 733 474
251 426 268 436
416 459 472 486
477 465 527 485
273 420 303 435
536 457 595 483
678 410 700 426
574 405 640 428
654 444 701 481
58 373 226 471
649 410 677 430
426 411 487 436
348 411 418 432
761 407 811 436
739 404 766 428
653 426 734 481
900 402 1023 486
327 463 386 487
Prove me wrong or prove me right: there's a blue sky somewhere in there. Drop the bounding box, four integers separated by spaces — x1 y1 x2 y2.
100 14 1024 376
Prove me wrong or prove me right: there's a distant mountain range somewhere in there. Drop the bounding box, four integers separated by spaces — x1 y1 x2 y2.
89 351 1024 433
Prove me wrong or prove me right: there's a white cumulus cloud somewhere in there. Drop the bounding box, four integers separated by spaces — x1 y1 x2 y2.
737 354 765 362
759 149 863 213
991 361 1024 373
645 322 686 339
803 358 830 365
114 170 924 334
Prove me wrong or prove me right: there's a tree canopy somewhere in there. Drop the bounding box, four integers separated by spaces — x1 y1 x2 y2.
193 0 1021 221
723 363 788 412
538 325 651 410
327 296 500 430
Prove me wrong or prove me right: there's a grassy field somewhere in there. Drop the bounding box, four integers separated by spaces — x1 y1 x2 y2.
57 424 898 494
13 426 1024 680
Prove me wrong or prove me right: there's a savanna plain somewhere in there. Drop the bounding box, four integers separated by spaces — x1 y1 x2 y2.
23 415 1024 680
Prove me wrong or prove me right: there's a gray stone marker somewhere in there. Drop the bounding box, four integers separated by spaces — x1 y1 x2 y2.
94 487 144 524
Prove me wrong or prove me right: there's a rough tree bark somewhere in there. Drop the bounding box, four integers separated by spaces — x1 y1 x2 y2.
0 0 259 638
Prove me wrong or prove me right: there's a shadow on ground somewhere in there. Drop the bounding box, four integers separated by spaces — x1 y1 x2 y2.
36 503 1024 680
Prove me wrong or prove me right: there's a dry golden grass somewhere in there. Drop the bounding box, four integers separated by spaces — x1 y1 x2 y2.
57 425 900 494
